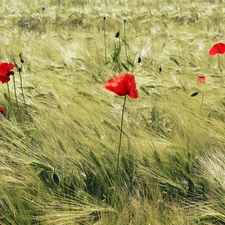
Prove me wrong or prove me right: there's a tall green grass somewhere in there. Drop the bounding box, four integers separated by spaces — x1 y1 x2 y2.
0 0 225 224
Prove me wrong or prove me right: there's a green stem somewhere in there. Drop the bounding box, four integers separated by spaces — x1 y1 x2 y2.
19 70 26 108
6 82 11 100
12 74 18 106
119 35 121 48
115 95 127 196
103 17 107 63
124 19 129 72
218 54 224 84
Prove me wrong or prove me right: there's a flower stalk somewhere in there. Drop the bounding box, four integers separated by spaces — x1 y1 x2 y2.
191 91 204 113
115 94 127 189
209 42 225 85
103 17 107 63
6 82 11 100
103 73 138 205
217 54 224 84
12 72 18 106
124 19 129 72
18 53 26 108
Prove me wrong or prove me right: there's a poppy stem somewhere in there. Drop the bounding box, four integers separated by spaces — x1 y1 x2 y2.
6 82 11 100
218 54 224 85
191 91 204 113
124 19 129 72
103 17 107 63
114 95 127 200
119 34 121 48
12 73 18 106
18 68 26 108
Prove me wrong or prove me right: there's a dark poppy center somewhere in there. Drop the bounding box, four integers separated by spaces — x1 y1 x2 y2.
7 70 14 76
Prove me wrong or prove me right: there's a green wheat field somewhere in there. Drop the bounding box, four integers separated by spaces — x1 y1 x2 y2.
1 0 225 224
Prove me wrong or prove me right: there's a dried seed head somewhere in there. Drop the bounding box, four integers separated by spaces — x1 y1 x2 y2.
138 57 141 63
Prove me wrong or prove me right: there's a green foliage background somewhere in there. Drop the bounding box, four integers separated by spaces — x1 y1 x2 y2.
0 0 225 224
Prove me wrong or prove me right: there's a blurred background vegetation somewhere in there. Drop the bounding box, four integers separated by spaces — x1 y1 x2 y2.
0 0 225 224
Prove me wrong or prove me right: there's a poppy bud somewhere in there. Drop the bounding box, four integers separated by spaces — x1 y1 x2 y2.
115 31 120 38
191 91 199 97
18 68 22 73
19 53 24 63
138 57 141 63
103 17 106 20
53 173 60 185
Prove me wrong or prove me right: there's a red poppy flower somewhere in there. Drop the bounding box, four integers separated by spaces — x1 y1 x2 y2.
209 42 225 56
197 75 206 84
0 62 14 84
103 73 138 98
0 107 4 115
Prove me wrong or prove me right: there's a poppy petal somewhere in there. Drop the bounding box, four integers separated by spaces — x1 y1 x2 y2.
0 107 4 115
0 75 10 83
125 74 138 98
209 42 225 55
0 62 14 83
6 62 14 72
103 75 127 96
197 75 206 84
103 74 138 98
